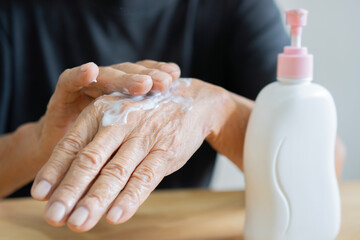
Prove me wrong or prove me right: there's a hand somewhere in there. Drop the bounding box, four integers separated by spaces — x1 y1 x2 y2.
31 78 227 232
36 60 181 173
0 59 181 198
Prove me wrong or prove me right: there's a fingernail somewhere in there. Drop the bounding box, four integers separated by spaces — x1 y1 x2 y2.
32 180 51 200
107 206 123 223
132 74 151 83
160 64 177 72
68 206 89 226
92 79 97 83
46 202 66 223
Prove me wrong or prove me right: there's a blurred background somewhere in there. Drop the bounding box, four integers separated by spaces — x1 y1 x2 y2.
211 0 360 190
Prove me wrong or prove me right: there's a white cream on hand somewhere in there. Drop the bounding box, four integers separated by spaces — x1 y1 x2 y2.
94 78 193 127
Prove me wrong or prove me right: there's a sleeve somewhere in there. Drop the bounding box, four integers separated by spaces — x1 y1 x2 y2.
223 0 289 100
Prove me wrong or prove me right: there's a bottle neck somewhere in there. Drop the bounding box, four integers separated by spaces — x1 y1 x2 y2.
277 77 313 85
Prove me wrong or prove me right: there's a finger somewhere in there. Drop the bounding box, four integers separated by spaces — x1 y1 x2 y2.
106 151 167 225
31 106 99 201
66 138 150 232
43 126 126 226
136 60 181 82
83 66 153 97
112 62 173 92
51 62 99 106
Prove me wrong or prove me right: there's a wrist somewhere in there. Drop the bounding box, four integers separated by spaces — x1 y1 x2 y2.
202 85 253 170
14 119 44 161
203 85 236 143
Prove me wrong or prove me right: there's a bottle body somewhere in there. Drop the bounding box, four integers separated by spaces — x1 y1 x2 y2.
243 80 341 240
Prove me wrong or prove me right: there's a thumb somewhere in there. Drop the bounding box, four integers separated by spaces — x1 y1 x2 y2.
52 62 99 107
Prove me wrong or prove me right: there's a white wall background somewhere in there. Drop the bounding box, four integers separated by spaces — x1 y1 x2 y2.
211 0 360 190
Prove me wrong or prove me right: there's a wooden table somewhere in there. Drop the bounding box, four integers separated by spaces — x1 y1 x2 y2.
0 182 359 240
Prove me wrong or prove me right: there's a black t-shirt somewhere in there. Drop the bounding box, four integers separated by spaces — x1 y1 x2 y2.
0 0 289 197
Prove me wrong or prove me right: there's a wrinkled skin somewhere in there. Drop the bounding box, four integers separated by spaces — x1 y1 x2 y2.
0 59 181 198
39 60 180 162
31 79 227 232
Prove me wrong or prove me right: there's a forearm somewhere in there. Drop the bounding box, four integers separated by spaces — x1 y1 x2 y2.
0 121 44 198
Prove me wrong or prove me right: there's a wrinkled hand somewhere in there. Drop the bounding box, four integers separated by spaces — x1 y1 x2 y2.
31 79 226 232
36 60 180 167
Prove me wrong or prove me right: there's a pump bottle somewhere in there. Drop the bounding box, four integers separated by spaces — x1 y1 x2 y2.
243 9 341 240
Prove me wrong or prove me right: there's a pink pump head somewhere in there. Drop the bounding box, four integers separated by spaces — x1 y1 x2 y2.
287 9 308 47
277 9 313 80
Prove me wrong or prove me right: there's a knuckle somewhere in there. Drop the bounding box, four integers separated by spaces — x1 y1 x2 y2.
124 73 136 80
132 166 156 185
125 187 141 206
86 193 106 207
158 62 166 67
121 62 132 68
101 162 129 184
100 66 113 73
112 62 131 70
140 119 162 136
39 161 65 184
47 158 67 173
54 139 80 158
152 148 171 160
128 74 150 86
157 62 169 69
61 182 80 198
76 148 104 171
144 68 160 76
59 134 82 151
127 136 151 153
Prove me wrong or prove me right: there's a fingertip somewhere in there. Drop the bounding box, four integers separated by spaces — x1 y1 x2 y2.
160 63 181 81
115 212 133 225
44 201 67 227
106 206 123 224
151 76 172 92
67 224 88 233
128 74 153 95
170 69 181 81
106 214 130 225
80 62 98 72
31 180 52 201
44 213 67 227
79 62 99 85
45 218 66 227
67 214 93 233
105 216 120 225
67 219 90 233
66 210 95 233
105 218 117 225
106 202 137 225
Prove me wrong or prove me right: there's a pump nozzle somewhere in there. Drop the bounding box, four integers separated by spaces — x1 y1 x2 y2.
286 9 309 48
277 9 313 80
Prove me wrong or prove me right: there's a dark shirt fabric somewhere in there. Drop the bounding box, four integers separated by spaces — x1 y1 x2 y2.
0 0 289 197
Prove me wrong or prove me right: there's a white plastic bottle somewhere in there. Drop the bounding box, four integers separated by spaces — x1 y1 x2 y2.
243 9 341 240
